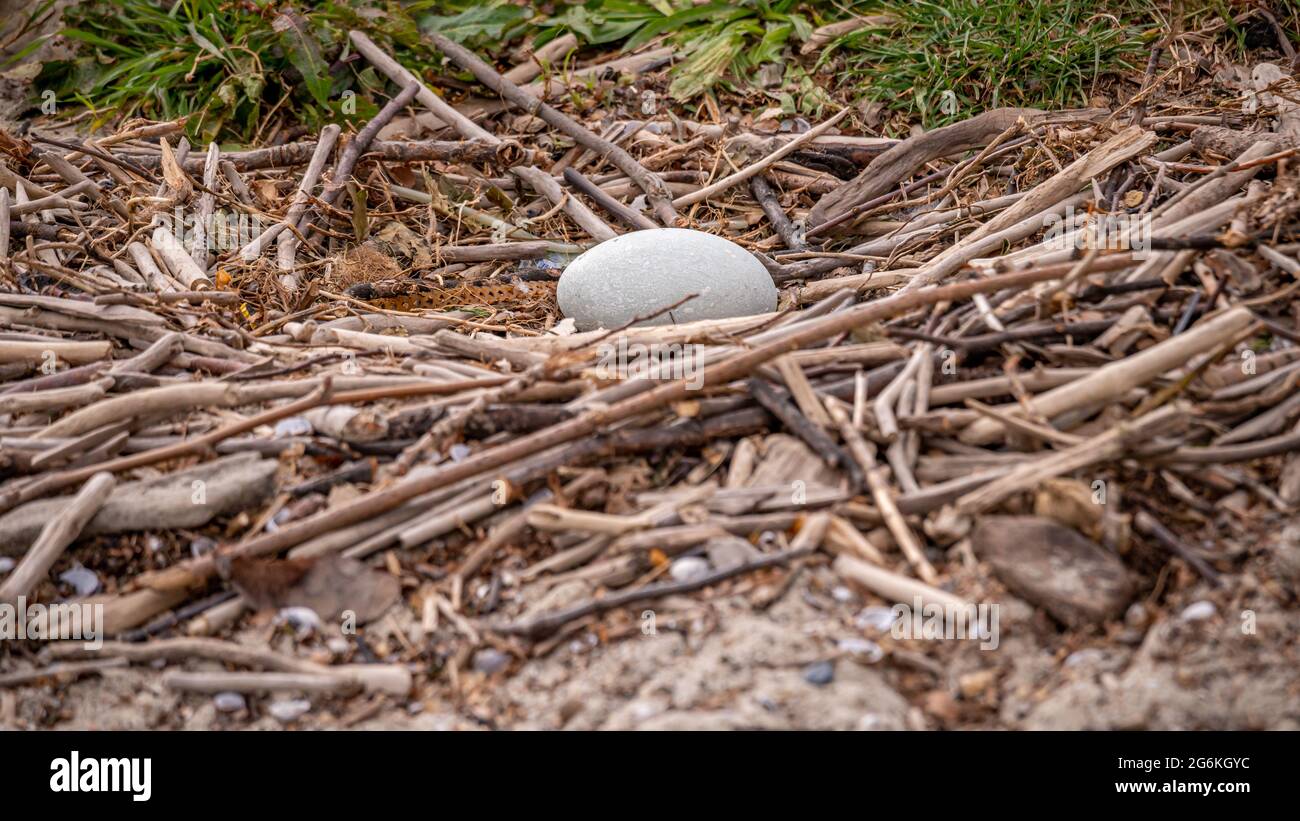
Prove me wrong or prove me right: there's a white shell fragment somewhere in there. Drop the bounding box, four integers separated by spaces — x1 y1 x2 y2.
557 228 778 331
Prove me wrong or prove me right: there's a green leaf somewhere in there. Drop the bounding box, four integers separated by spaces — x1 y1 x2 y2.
419 3 533 47
186 22 229 68
273 11 332 108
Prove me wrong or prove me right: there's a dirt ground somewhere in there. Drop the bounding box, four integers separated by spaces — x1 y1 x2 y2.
5 515 1297 731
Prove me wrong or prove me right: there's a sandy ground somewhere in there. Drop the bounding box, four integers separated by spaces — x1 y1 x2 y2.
5 522 1297 730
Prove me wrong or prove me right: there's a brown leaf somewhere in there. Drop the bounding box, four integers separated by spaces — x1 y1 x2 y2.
158 139 193 199
226 554 400 624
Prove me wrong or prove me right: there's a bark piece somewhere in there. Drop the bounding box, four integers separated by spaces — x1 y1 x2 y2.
223 553 399 625
0 453 277 556
808 107 1044 230
972 516 1133 627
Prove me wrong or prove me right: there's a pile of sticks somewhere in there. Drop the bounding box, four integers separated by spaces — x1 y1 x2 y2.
1 31 1298 703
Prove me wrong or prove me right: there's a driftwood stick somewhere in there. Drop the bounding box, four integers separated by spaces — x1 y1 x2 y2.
49 638 411 694
834 554 969 610
163 671 357 695
0 188 9 265
562 166 658 230
348 31 499 144
956 405 1186 516
809 107 1047 230
0 472 115 603
503 32 579 84
749 175 805 250
190 142 220 271
237 124 339 261
33 148 130 220
750 378 865 492
0 659 127 688
496 547 814 639
675 108 847 208
427 31 678 226
294 83 420 247
151 226 212 290
512 165 617 241
828 400 938 584
961 307 1256 444
1133 510 1222 585
0 376 524 515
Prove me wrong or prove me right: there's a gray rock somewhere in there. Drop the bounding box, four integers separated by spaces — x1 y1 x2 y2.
669 556 710 582
705 535 761 573
972 516 1134 627
803 660 836 686
213 692 246 713
1277 524 1300 589
268 699 312 723
58 564 100 597
275 606 322 636
837 637 883 663
557 228 777 331
1179 601 1217 622
472 648 511 675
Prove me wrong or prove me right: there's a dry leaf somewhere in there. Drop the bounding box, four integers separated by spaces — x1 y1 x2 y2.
158 139 193 200
225 554 400 624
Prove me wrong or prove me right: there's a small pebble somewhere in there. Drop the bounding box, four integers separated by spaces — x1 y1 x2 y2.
1064 648 1106 668
448 443 472 463
855 606 896 633
1180 600 1217 622
669 556 710 582
958 669 998 699
472 648 511 675
831 585 859 604
189 536 217 558
629 699 664 722
276 606 323 636
856 713 890 731
213 692 246 713
837 637 883 664
274 416 313 438
268 699 311 723
58 564 100 597
1124 602 1149 628
803 660 835 686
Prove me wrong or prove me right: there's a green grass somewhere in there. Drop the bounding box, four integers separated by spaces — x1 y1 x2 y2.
37 0 447 144
827 0 1157 129
36 0 839 141
425 0 825 101
30 0 1300 143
